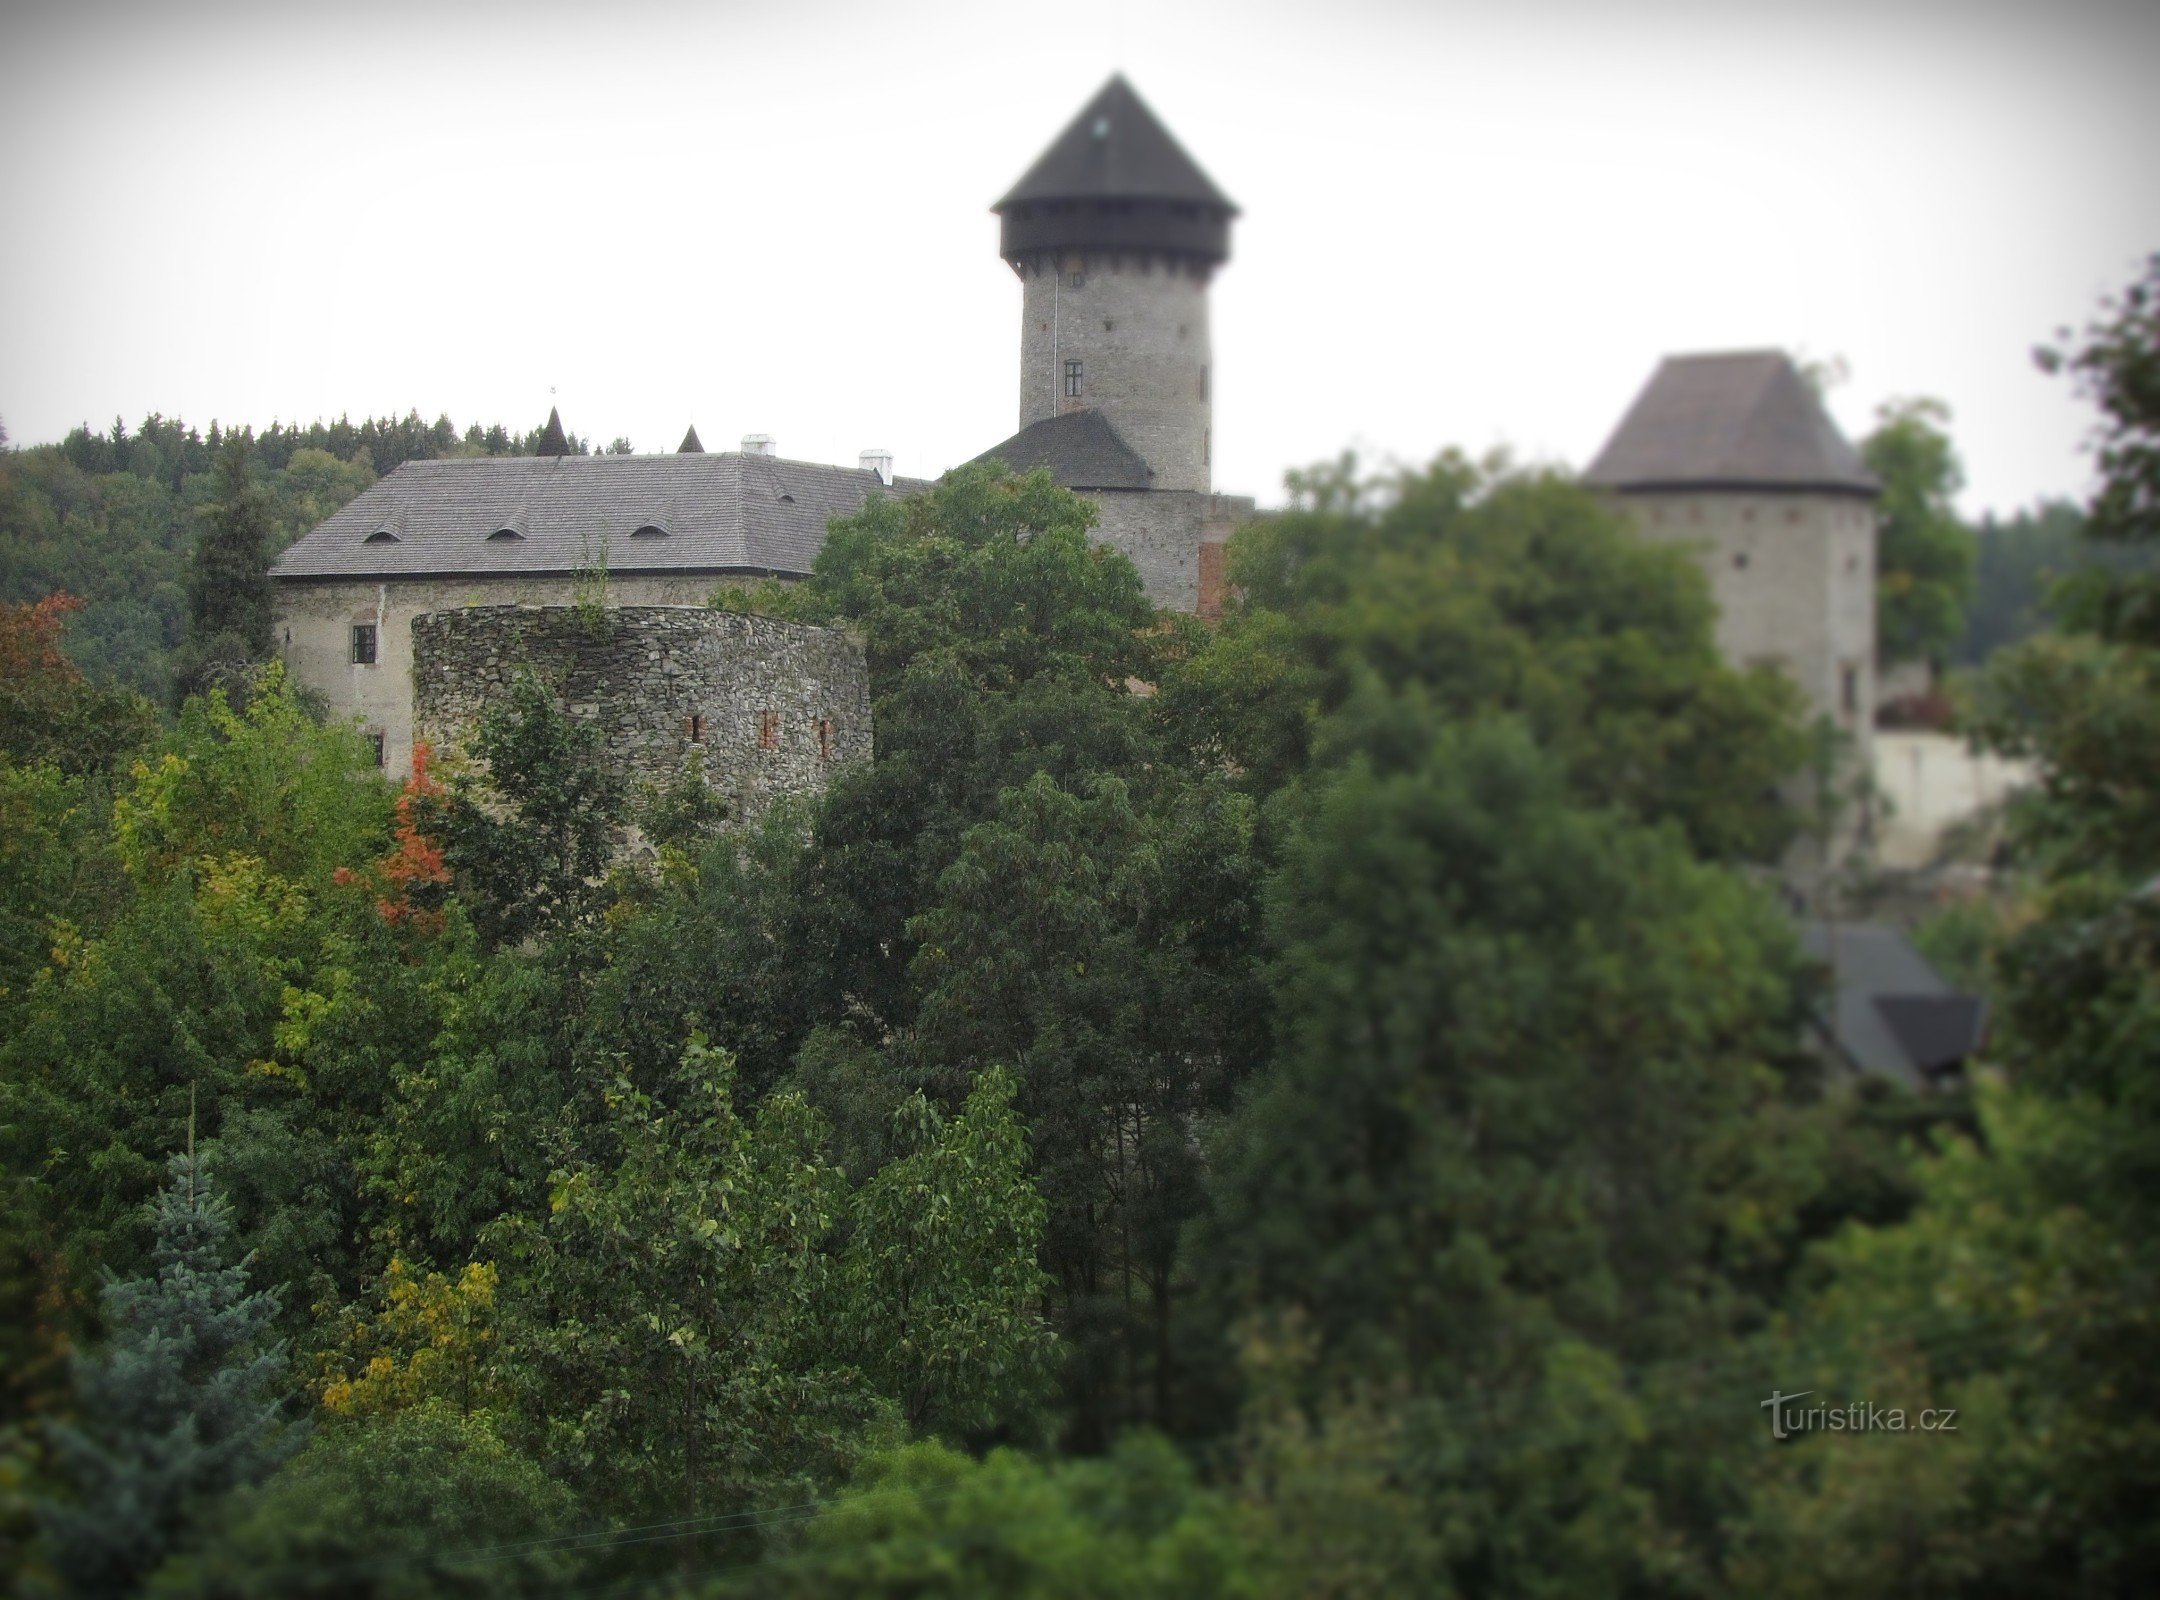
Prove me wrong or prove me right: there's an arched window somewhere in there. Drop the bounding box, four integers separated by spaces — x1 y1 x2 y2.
488 528 524 541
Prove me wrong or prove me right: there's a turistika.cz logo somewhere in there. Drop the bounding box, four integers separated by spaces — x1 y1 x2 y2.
1760 1390 1958 1440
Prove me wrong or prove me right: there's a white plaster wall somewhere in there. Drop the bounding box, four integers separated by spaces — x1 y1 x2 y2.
274 572 731 780
1018 252 1212 493
1873 732 2037 870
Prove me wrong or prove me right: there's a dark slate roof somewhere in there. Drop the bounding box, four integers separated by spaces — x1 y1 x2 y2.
995 75 1235 212
1583 351 1880 496
270 453 929 582
1800 921 1986 1089
969 409 1153 490
536 408 570 458
678 426 704 454
1876 995 1989 1075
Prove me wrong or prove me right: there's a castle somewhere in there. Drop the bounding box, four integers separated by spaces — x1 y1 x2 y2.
271 75 1879 822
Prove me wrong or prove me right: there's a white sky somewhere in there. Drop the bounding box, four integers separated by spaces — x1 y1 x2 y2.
3 0 2154 518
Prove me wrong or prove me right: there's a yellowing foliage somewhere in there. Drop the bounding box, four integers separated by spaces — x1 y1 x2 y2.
320 1258 500 1419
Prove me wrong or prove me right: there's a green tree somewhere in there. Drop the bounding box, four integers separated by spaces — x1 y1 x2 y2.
145 1407 580 1600
1863 397 1977 666
839 1068 1058 1437
440 669 628 949
1721 244 2160 1600
1166 453 1809 861
38 1151 300 1598
172 441 276 708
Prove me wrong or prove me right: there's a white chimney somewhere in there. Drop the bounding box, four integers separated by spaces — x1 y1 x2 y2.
741 433 775 456
860 449 894 486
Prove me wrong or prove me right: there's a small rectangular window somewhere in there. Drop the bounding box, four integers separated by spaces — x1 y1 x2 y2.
367 731 386 768
686 714 704 743
759 710 780 751
1064 360 1082 399
352 623 378 665
1200 363 1210 402
1203 428 1210 467
1841 662 1860 716
1067 269 1084 289
817 717 833 761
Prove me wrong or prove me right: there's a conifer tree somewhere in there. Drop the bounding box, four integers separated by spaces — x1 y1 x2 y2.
172 439 276 707
38 1148 299 1598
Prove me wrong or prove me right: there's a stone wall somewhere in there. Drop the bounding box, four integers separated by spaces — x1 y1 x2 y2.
1085 488 1254 614
410 605 869 822
275 572 730 780
1608 488 1880 870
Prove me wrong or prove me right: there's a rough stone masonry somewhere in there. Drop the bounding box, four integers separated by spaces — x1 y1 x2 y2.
411 606 871 823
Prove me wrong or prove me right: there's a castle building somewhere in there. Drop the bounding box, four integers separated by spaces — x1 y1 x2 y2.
1583 350 1883 840
268 75 1248 789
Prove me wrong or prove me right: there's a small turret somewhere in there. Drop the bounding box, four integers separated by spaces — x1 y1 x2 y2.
535 407 570 457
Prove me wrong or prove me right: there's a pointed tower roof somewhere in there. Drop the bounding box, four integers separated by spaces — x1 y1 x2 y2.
535 407 571 458
678 425 705 454
994 75 1236 267
1584 352 1879 496
997 75 1235 211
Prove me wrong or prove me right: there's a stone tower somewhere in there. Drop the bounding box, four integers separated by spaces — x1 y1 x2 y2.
1584 350 1883 860
995 75 1234 494
974 76 1252 614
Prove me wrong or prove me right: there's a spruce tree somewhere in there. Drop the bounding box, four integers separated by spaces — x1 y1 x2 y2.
172 439 276 708
39 1149 299 1598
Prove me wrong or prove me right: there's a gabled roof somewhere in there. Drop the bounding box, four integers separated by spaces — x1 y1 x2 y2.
1584 351 1879 496
995 75 1235 212
270 453 929 582
1800 921 1986 1089
970 408 1153 491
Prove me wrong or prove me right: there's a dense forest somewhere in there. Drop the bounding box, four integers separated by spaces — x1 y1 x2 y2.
2 257 2157 1597
0 411 597 701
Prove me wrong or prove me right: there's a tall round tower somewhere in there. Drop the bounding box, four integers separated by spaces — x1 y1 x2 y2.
993 76 1236 495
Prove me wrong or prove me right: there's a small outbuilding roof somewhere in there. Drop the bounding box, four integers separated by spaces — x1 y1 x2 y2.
969 408 1154 491
1800 921 1987 1090
270 453 927 582
1583 351 1879 496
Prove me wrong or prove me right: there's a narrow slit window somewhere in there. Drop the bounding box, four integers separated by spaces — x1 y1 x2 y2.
351 623 378 665
1064 360 1082 398
367 731 386 768
1841 663 1860 715
817 717 833 761
687 714 705 743
759 710 780 751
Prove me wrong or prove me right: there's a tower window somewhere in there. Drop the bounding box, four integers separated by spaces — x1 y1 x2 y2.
1203 429 1210 467
1200 364 1210 402
351 623 378 665
1841 663 1861 716
367 731 386 768
1064 360 1082 398
817 717 833 761
687 714 705 743
1067 269 1084 288
759 710 780 751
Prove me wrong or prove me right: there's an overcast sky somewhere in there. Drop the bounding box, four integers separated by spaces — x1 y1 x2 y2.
3 0 2154 517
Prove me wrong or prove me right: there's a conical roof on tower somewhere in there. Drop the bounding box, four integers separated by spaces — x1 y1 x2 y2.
535 407 571 458
994 75 1236 267
678 425 704 454
1583 352 1879 496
